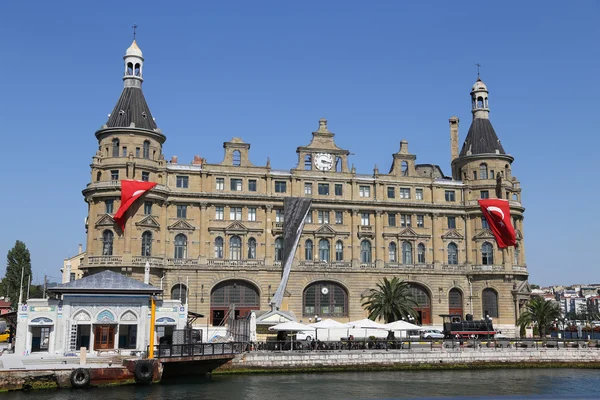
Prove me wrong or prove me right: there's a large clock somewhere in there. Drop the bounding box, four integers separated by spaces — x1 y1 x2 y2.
314 153 334 171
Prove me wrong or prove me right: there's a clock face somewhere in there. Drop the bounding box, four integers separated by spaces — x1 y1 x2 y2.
321 287 329 295
314 153 334 171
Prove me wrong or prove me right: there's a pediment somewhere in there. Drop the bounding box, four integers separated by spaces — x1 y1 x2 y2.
136 215 160 229
225 221 248 234
513 280 532 295
315 224 336 236
95 214 115 227
399 227 419 238
168 219 196 231
441 229 464 240
473 228 495 240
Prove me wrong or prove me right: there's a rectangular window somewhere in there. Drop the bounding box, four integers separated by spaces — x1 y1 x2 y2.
304 182 313 195
111 170 119 181
276 209 284 222
416 214 424 228
361 212 370 226
248 179 257 192
318 183 329 196
335 211 343 224
230 179 242 191
105 200 114 214
317 211 329 224
359 186 371 198
275 181 287 193
448 216 456 229
230 207 242 220
480 190 489 199
387 187 395 198
176 175 189 188
216 178 224 190
135 148 140 158
388 213 396 227
401 214 411 227
215 206 224 220
176 205 187 219
141 171 150 182
335 184 343 196
248 207 257 221
400 188 411 199
69 272 76 282
445 190 456 202
122 147 127 157
482 216 489 229
415 188 423 200
144 201 152 215
306 211 313 224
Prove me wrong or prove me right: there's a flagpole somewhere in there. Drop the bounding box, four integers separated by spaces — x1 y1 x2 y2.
26 276 30 301
18 265 25 305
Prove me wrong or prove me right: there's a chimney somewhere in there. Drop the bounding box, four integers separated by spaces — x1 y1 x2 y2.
78 244 83 254
171 156 178 164
449 116 459 161
192 155 203 165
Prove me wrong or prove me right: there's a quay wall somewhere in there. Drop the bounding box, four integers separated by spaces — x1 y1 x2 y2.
219 349 600 372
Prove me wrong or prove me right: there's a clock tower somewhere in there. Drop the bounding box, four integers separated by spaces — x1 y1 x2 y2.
295 118 350 173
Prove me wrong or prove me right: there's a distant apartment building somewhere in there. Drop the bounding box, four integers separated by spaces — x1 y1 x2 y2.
61 244 86 283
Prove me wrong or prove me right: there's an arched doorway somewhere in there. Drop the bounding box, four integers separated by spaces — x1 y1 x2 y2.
409 283 431 325
448 288 463 317
210 280 260 326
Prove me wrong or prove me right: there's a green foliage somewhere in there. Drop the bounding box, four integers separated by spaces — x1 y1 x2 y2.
2 241 32 309
530 284 540 290
517 296 561 337
361 277 418 323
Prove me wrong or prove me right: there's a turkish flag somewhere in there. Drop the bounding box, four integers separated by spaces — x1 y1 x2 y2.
478 199 516 248
114 180 157 231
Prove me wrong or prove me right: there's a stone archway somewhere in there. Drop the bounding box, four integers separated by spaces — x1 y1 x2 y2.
210 280 260 326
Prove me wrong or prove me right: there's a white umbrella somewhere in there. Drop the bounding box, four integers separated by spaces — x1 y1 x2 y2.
349 318 386 329
268 321 313 351
384 320 421 331
309 319 352 341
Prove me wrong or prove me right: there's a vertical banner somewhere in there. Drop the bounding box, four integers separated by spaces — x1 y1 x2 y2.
270 197 312 309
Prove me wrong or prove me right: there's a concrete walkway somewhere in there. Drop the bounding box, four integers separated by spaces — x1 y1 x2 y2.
0 351 137 371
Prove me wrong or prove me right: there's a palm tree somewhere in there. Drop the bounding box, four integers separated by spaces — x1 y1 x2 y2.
361 277 418 323
517 296 561 338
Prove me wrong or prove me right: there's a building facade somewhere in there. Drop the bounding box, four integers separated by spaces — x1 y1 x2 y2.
61 244 85 283
81 40 530 334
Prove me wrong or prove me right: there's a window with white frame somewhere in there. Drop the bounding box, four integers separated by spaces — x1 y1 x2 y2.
176 205 187 219
275 181 287 193
304 182 313 195
216 178 224 190
401 214 411 227
400 188 410 199
445 190 456 202
230 178 242 191
248 207 257 221
416 214 424 228
361 212 370 226
388 213 396 227
229 207 242 221
335 211 343 224
415 188 423 200
215 206 224 220
276 209 284 222
318 210 329 224
176 175 189 188
306 211 313 223
359 186 371 197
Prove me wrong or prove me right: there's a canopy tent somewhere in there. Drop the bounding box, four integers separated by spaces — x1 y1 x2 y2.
349 318 387 329
268 321 312 331
309 319 352 341
384 320 421 331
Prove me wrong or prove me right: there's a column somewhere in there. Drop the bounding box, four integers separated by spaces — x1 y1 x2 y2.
161 202 169 264
463 215 471 266
199 202 208 263
264 205 273 263
431 213 439 267
351 208 359 266
375 210 383 266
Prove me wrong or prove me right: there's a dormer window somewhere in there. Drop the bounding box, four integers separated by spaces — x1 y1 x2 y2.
233 150 241 166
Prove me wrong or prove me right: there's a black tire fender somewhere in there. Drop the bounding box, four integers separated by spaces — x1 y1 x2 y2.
70 368 91 388
134 360 154 383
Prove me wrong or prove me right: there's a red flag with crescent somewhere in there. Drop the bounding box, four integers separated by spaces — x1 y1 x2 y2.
114 180 157 231
478 199 516 248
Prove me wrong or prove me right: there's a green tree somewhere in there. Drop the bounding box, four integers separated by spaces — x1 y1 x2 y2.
361 277 418 323
517 296 561 338
2 241 32 309
530 284 540 290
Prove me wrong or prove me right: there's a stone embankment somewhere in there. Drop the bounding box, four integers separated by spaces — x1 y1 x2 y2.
218 349 600 373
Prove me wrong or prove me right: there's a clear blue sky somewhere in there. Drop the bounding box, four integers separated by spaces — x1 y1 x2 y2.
0 1 597 286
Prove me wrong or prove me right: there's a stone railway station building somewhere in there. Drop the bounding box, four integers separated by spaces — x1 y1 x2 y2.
81 40 531 334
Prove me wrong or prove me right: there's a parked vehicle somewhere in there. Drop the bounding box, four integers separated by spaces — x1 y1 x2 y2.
420 329 445 339
0 329 10 342
295 330 316 341
440 314 496 339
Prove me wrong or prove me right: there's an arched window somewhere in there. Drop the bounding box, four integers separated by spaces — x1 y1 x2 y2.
303 281 348 317
447 242 458 265
174 234 187 259
401 161 408 176
388 242 397 262
335 240 343 261
484 97 488 108
210 280 260 325
127 62 133 75
449 288 463 316
417 243 426 263
102 230 114 256
141 231 152 256
479 163 488 180
514 244 520 265
229 236 241 260
402 241 413 264
96 171 102 182
304 155 312 170
482 288 499 318
409 283 431 325
274 237 283 261
360 240 372 263
304 239 313 261
232 150 241 166
112 139 120 157
171 284 187 304
319 239 330 263
247 238 257 259
482 242 494 265
214 237 224 259
477 96 484 108
143 141 150 159
134 63 141 76
336 156 342 172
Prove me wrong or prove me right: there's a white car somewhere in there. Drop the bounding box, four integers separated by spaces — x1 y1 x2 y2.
295 330 316 341
420 329 445 339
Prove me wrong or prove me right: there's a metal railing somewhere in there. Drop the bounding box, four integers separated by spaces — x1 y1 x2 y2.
153 342 248 358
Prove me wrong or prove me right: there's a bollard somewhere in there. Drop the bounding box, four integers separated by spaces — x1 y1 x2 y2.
80 347 87 365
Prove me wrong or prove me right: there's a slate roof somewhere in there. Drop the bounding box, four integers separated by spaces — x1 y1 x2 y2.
106 87 157 130
459 118 506 157
48 270 161 294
